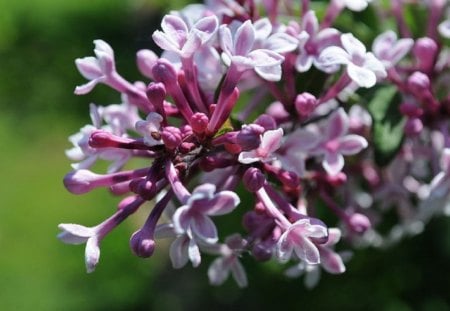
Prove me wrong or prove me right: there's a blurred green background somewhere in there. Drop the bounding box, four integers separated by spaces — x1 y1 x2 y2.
1 1 450 310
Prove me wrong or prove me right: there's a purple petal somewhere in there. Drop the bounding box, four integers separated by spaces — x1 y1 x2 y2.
364 52 387 78
74 79 101 95
85 237 100 273
152 31 181 52
295 53 313 72
172 205 191 234
57 224 94 244
372 30 397 58
208 257 229 285
238 150 260 164
161 15 188 45
323 152 345 176
326 108 349 140
169 235 189 268
205 190 240 216
254 18 272 40
93 39 114 56
389 38 414 65
341 33 366 56
191 214 218 243
317 46 350 69
193 15 218 43
293 236 320 264
231 259 248 288
254 63 283 81
219 25 233 56
339 134 368 155
188 238 201 267
316 28 341 50
181 31 202 58
75 57 102 80
320 248 346 274
260 128 284 154
302 10 318 36
276 232 294 262
265 33 299 53
347 63 377 87
234 20 255 56
324 228 342 247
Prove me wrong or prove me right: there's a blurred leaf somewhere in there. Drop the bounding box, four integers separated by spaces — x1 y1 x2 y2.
366 85 405 166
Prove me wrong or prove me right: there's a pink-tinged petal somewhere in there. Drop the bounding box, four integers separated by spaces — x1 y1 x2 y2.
389 38 414 64
161 15 188 45
231 259 248 288
347 62 377 88
248 49 284 67
75 57 102 80
324 228 342 246
372 30 396 57
170 235 189 268
339 134 368 155
193 15 218 43
254 18 272 40
234 20 255 56
188 238 201 267
219 25 233 56
441 148 450 173
260 128 284 154
172 205 191 234
74 79 102 95
238 150 260 164
93 39 114 56
341 33 366 56
254 63 283 81
277 232 294 262
317 46 350 68
315 28 341 50
191 214 218 243
296 52 314 72
320 248 346 274
57 224 94 244
181 31 202 58
439 20 450 38
363 52 386 78
96 50 115 76
323 152 345 176
302 10 319 35
152 31 181 52
208 257 230 285
294 236 320 264
85 237 100 273
265 33 298 53
326 108 349 140
205 191 240 216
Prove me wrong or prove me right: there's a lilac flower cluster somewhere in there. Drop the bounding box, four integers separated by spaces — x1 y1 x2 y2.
60 0 450 287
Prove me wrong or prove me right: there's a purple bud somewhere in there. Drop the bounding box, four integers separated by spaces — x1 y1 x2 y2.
191 112 209 134
404 117 423 137
137 49 158 79
295 92 318 118
130 230 156 258
408 71 430 91
243 167 266 192
152 59 177 85
146 82 167 114
252 243 272 261
399 102 423 118
254 114 277 130
161 126 182 150
236 124 265 151
347 213 371 234
413 37 438 72
64 170 101 194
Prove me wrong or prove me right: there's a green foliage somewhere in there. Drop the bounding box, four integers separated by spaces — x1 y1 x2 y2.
366 85 405 166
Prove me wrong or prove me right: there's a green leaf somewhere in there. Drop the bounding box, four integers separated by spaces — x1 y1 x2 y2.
366 85 405 166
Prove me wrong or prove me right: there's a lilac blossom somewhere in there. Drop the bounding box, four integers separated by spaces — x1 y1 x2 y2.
238 128 284 164
318 33 387 88
372 30 414 68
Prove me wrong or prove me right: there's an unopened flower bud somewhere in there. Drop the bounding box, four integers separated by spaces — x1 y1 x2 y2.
404 117 423 136
413 37 438 72
254 114 277 130
252 243 272 261
408 71 430 91
191 112 209 134
152 59 177 85
161 126 182 150
348 213 371 234
146 82 166 114
399 102 423 118
243 167 266 192
130 230 156 258
137 49 158 79
237 124 264 151
64 170 101 194
295 92 318 118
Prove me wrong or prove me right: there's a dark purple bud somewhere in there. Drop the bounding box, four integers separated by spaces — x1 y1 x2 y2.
347 213 371 234
254 114 277 130
146 82 167 116
130 230 156 258
161 126 182 150
236 124 264 151
243 167 266 192
64 170 100 194
404 117 423 137
191 112 209 134
152 59 177 85
295 92 318 118
413 37 438 72
399 102 423 118
252 243 272 261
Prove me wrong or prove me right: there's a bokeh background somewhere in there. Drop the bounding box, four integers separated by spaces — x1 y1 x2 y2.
1 0 450 310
